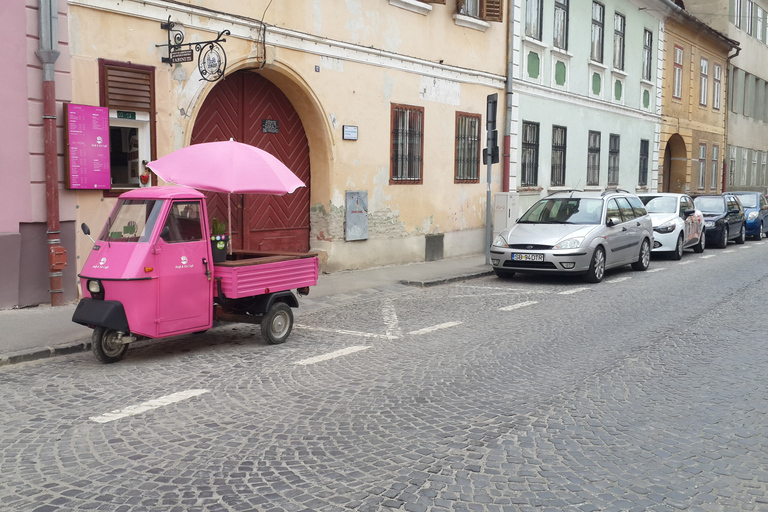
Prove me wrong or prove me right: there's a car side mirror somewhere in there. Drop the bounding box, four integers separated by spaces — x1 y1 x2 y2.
81 222 90 235
159 225 170 241
683 209 696 217
606 217 621 227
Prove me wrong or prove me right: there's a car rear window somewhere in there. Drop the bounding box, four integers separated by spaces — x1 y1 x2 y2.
626 195 648 216
694 196 725 213
735 193 758 208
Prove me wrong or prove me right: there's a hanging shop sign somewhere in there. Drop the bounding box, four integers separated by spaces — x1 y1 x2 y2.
64 103 111 190
156 17 230 82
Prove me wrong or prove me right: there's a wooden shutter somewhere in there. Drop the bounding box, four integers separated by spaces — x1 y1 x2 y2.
100 62 155 112
482 0 503 22
456 0 465 13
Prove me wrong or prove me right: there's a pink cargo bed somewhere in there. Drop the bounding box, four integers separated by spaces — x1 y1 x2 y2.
213 251 319 299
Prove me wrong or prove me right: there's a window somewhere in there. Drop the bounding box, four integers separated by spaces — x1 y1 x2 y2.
729 146 736 186
698 144 707 189
458 0 503 22
758 6 764 41
526 0 543 40
614 13 625 70
521 122 540 187
763 152 767 187
639 139 649 186
587 131 601 186
608 134 620 186
673 46 683 99
752 150 758 185
712 145 719 189
391 104 424 184
551 126 567 186
714 64 722 109
591 2 605 63
746 1 754 35
553 0 569 50
741 148 748 185
455 113 481 182
735 0 742 28
700 58 709 106
641 30 653 82
161 201 204 243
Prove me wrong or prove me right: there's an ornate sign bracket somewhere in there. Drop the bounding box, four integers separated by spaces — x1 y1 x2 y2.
156 16 230 82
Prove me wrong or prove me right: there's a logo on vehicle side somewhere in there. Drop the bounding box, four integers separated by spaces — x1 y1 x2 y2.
175 255 194 270
92 256 109 269
181 256 188 265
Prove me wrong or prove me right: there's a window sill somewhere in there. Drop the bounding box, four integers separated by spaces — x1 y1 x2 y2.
640 79 654 87
550 47 573 59
389 0 432 16
518 187 543 194
635 186 649 192
585 186 603 191
522 37 548 51
588 60 608 71
612 68 628 78
453 14 489 32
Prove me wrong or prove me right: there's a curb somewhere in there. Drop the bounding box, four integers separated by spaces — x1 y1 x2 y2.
400 269 494 287
0 342 91 367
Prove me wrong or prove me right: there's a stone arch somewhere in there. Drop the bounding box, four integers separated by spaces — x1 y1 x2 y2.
662 133 687 193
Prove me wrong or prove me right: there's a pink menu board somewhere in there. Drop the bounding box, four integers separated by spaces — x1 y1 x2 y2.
65 103 111 190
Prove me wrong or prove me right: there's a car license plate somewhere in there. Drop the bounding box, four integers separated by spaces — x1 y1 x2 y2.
512 253 544 262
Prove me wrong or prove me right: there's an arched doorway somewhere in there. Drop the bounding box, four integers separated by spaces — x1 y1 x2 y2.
662 134 687 193
191 70 310 252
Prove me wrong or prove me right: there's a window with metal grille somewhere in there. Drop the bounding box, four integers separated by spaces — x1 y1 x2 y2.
673 46 683 99
700 58 709 106
554 0 568 50
608 134 620 186
642 30 653 81
521 121 540 187
614 13 625 71
551 126 567 186
587 131 601 186
591 2 605 63
741 148 748 185
698 143 707 189
714 64 722 109
455 112 481 183
391 104 424 184
711 145 720 189
639 139 649 186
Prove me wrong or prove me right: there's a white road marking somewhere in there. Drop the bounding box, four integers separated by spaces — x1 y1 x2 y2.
90 389 210 424
678 260 694 265
453 285 544 292
382 298 401 338
408 321 463 335
740 246 752 249
295 325 400 340
559 287 589 295
647 268 666 273
499 300 538 311
605 277 632 283
701 255 716 259
294 346 370 366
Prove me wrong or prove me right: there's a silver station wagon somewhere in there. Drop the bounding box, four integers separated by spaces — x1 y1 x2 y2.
491 190 654 283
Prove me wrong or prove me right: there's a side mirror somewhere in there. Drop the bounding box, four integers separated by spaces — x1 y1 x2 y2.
606 217 621 227
683 209 696 218
81 222 90 236
160 225 171 241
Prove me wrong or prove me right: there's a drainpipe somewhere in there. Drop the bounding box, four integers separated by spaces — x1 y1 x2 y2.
502 0 514 193
36 0 66 306
723 46 742 193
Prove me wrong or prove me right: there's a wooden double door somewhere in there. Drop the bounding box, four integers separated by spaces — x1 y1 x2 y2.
191 71 310 252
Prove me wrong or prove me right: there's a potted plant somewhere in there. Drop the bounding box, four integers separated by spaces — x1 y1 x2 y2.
210 216 229 262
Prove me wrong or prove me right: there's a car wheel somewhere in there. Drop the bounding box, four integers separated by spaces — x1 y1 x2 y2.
493 268 515 279
735 223 746 244
632 238 651 271
261 302 293 344
91 327 128 364
584 246 605 283
718 226 728 248
693 230 705 253
671 233 684 260
757 222 764 240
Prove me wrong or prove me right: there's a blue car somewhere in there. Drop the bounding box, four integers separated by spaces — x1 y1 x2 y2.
728 191 768 240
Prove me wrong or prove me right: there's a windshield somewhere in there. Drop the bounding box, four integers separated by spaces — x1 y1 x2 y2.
641 196 677 214
98 199 164 243
519 198 603 224
694 196 725 214
734 194 757 208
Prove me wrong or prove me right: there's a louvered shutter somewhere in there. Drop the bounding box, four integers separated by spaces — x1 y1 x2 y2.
456 0 465 13
482 0 503 22
103 65 154 111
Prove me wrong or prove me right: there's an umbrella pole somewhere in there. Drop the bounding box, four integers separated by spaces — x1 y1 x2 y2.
228 193 233 255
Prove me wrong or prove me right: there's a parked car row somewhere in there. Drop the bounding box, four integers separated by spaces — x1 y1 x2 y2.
490 188 764 283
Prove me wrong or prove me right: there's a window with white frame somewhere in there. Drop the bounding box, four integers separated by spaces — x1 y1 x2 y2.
752 150 758 185
747 1 754 35
554 0 569 50
526 0 543 40
699 143 707 189
735 0 742 28
673 46 684 99
614 13 625 71
714 64 722 109
758 6 764 41
390 104 424 184
608 134 620 185
639 139 649 186
742 148 749 185
700 58 709 106
591 2 605 63
712 145 719 190
729 146 736 186
551 126 567 186
588 131 601 186
456 0 504 22
762 152 767 187
521 121 540 187
642 30 653 81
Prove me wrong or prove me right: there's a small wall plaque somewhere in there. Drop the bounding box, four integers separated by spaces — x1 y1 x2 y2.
262 119 279 134
343 125 358 141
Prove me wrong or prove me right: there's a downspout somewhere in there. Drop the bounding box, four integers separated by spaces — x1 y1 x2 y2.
723 46 742 192
35 0 66 306
502 0 514 193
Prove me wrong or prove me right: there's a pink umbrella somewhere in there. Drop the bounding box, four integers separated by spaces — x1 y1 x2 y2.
146 140 305 253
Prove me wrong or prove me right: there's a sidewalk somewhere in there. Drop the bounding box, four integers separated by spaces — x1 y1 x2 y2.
0 254 492 365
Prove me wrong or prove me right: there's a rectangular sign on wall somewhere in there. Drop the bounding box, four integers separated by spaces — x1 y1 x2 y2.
65 103 111 190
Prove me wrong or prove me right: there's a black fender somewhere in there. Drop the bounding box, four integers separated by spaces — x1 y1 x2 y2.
72 299 129 332
247 291 298 315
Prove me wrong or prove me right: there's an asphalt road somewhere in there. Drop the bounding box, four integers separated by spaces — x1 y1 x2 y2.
2 240 768 511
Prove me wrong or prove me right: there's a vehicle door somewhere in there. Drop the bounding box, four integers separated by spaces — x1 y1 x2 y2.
759 194 768 228
617 197 642 263
680 195 697 245
603 198 634 265
154 200 213 335
725 195 742 236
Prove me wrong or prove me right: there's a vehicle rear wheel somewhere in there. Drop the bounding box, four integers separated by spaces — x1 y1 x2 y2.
735 223 746 244
632 239 651 271
261 302 293 345
91 327 128 364
693 230 705 253
757 222 764 240
718 226 728 248
671 233 684 260
493 268 516 279
584 246 605 283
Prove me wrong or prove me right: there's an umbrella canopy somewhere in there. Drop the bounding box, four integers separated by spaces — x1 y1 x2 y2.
146 140 305 195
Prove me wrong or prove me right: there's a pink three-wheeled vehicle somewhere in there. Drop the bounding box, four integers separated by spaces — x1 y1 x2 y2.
73 186 318 363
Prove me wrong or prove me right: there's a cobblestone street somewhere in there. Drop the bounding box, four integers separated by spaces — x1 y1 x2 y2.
2 244 768 511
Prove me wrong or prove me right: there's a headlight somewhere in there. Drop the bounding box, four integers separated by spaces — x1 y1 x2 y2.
704 220 715 228
492 235 508 247
87 280 102 294
654 221 676 233
554 237 584 250
748 211 759 221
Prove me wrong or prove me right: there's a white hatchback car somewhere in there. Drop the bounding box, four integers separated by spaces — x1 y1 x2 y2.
637 193 705 259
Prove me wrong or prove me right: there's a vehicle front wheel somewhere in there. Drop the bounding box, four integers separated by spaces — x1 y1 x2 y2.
261 302 294 345
718 226 728 248
584 246 605 283
671 233 684 260
493 268 516 279
693 230 705 253
632 239 651 271
757 222 764 240
735 223 746 244
91 327 128 364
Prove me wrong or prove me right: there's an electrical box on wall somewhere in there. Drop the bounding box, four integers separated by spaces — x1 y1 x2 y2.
345 191 368 241
493 192 519 237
